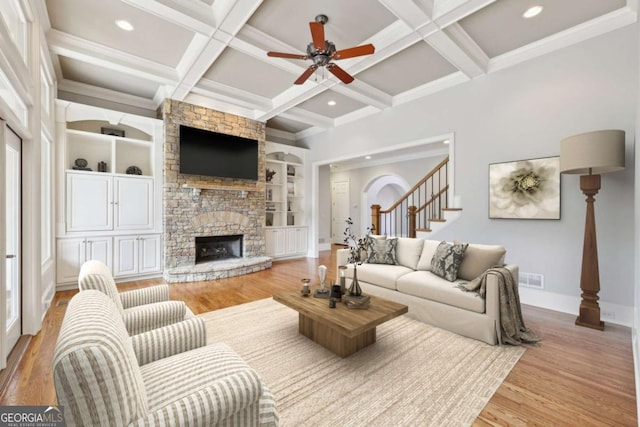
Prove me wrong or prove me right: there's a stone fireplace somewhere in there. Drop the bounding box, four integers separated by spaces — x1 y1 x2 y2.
161 99 271 283
195 235 243 264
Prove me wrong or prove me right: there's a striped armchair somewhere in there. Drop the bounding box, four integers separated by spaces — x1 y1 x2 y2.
79 260 195 335
54 290 279 426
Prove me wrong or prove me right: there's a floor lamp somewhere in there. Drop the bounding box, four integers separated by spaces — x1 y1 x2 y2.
560 130 625 330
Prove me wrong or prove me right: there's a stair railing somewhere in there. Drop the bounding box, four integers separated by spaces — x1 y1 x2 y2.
371 156 449 237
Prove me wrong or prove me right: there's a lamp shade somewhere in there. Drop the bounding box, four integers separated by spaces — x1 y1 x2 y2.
560 129 625 175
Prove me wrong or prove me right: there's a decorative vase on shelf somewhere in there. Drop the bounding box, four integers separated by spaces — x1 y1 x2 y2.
348 267 362 297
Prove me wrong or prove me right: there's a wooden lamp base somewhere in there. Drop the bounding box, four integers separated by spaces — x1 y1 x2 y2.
575 174 605 331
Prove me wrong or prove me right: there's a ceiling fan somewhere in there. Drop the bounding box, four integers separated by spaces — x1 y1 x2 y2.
267 14 375 85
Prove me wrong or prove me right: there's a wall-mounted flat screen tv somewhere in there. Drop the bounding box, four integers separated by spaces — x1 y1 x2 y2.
179 125 259 180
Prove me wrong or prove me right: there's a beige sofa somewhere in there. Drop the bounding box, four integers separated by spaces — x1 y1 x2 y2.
337 237 517 345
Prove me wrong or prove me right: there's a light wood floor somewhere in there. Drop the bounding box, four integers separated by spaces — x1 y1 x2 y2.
1 246 636 426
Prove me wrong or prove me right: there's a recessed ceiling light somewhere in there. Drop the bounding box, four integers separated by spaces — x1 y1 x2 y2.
522 6 543 19
116 19 134 31
443 139 450 145
365 155 372 160
327 100 337 106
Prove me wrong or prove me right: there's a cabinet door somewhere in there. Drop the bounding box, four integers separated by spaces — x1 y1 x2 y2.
113 235 139 277
114 177 153 230
139 235 161 274
286 228 298 256
86 237 113 270
265 229 286 257
56 238 86 283
294 227 308 255
66 173 112 232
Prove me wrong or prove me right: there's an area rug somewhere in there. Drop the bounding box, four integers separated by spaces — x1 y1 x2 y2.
199 298 524 427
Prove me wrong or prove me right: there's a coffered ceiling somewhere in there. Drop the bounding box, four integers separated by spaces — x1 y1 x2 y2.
40 0 635 140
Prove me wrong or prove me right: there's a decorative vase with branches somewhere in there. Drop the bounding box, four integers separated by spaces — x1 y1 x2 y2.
343 218 374 296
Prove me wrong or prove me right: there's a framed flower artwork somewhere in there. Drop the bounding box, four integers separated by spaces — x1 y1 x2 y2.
489 156 560 219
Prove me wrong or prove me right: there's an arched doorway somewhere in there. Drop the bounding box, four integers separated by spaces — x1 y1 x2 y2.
362 175 409 236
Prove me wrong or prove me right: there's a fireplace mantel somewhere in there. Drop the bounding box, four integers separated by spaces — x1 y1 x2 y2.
182 182 265 196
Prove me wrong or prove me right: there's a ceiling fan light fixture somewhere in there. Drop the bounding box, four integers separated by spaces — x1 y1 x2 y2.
115 19 134 31
522 6 543 19
267 15 374 85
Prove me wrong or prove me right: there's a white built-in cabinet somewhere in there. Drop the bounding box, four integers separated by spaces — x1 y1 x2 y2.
264 141 308 259
55 100 163 288
56 237 113 283
66 172 153 232
113 235 162 277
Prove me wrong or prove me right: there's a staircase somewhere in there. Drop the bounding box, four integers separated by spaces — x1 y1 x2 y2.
371 156 461 238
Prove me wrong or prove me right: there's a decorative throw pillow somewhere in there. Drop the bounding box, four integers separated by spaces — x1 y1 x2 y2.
365 237 398 265
430 241 468 281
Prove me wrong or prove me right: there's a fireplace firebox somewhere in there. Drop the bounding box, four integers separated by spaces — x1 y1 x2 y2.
195 235 243 264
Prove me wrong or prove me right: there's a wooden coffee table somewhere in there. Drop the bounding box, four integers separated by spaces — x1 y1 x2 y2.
273 289 408 357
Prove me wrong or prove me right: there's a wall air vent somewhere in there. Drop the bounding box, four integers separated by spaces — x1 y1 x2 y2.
519 272 544 289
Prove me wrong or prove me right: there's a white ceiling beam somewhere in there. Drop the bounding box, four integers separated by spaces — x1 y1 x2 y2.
120 0 216 35
229 27 309 75
195 78 273 111
334 106 381 128
258 84 329 122
279 107 334 129
166 0 264 101
170 37 228 100
393 71 469 106
58 79 157 110
424 28 486 77
378 0 487 78
432 0 496 27
377 0 433 30
47 29 177 84
489 7 637 73
330 81 392 110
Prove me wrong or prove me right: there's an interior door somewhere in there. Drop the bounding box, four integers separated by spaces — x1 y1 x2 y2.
331 180 350 244
5 126 21 354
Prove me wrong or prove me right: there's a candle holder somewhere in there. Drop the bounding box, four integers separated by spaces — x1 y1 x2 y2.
339 265 347 294
300 278 311 297
314 265 331 298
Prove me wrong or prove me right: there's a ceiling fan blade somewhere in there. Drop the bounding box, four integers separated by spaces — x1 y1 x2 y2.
333 44 375 60
310 22 325 51
294 65 318 85
267 51 308 60
326 63 354 84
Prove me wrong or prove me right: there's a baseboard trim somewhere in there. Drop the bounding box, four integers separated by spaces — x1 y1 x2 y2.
0 335 31 398
519 287 633 327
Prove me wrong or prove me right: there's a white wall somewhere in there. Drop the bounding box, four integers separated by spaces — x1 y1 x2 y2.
303 25 638 321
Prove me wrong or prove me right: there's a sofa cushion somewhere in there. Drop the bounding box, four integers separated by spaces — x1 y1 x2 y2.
396 271 485 313
365 237 398 265
395 238 425 270
430 242 468 282
457 244 507 281
416 240 441 271
345 263 413 291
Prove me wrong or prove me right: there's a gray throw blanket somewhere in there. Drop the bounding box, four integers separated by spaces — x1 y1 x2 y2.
459 267 540 345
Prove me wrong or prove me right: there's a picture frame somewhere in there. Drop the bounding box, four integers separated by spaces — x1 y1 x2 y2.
101 127 125 137
489 156 560 220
